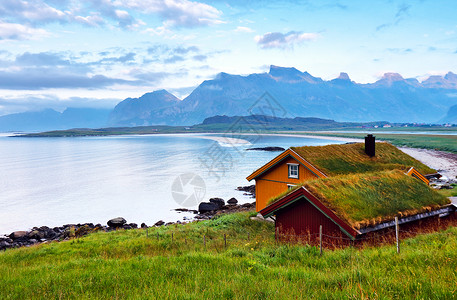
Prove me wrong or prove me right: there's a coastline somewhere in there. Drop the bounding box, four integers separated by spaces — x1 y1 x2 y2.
2 132 456 248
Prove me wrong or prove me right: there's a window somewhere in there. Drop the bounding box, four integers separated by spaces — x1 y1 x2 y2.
287 184 296 190
288 163 298 178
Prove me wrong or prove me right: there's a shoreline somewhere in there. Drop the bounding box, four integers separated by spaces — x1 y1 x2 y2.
2 133 456 248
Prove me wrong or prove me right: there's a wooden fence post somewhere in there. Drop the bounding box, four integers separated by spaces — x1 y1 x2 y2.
319 225 323 256
224 234 227 248
395 217 400 254
171 232 174 243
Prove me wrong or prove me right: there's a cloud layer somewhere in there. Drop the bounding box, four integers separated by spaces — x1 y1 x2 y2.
0 0 224 40
255 31 318 49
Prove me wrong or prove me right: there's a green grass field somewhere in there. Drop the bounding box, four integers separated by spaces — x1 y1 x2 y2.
1 212 456 299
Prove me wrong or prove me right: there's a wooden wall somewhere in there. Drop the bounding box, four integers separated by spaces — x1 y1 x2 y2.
255 156 319 211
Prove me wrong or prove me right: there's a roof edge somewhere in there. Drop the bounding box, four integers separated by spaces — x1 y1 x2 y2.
246 148 327 181
259 187 359 239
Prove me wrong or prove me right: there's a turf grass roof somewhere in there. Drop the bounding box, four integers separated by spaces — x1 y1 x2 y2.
290 142 435 176
268 170 449 229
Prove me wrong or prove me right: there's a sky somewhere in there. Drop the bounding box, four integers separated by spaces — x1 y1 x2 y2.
0 0 456 115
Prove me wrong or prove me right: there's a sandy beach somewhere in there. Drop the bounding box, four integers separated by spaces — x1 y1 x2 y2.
399 147 457 179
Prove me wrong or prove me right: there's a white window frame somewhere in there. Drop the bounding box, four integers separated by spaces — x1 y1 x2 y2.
287 163 299 179
287 184 297 190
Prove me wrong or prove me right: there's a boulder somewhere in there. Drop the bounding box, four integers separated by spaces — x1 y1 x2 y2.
198 202 219 213
140 223 148 229
28 230 45 240
75 225 92 237
128 223 138 229
107 217 127 228
209 198 225 208
241 203 255 208
0 241 11 250
227 197 238 205
9 231 28 240
154 220 165 226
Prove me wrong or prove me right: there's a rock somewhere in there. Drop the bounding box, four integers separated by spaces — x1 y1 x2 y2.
174 208 190 212
154 220 165 226
128 223 138 229
209 198 225 208
107 217 127 228
198 202 219 213
75 225 92 237
440 184 452 189
28 239 38 244
227 197 238 205
63 227 76 238
246 147 285 152
140 223 148 228
236 185 255 197
0 241 11 250
123 224 132 230
28 230 44 240
9 231 28 240
241 203 254 208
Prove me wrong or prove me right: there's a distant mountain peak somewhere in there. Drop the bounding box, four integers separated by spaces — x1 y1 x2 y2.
137 90 180 103
381 72 404 81
445 71 457 82
372 72 405 87
268 65 322 83
337 72 350 80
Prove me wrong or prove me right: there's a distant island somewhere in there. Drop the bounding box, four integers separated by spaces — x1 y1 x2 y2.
17 114 456 138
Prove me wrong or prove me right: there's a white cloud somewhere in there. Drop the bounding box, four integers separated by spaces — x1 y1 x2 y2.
235 26 254 33
119 0 223 27
0 0 67 24
74 14 105 27
255 31 318 49
0 22 50 40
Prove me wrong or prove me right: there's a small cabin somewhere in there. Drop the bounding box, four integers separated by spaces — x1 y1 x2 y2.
259 170 455 242
247 136 433 212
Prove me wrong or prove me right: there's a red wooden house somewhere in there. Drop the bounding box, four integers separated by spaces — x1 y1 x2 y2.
248 136 455 242
247 136 432 212
259 171 455 242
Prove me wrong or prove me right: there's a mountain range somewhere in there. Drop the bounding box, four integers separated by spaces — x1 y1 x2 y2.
0 108 111 132
1 65 457 132
108 66 457 126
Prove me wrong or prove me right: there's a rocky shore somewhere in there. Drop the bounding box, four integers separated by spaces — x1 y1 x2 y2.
0 185 257 251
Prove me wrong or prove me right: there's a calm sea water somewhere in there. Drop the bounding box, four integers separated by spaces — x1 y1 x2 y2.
0 133 344 234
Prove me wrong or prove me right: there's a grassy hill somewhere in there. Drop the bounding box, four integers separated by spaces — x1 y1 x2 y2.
1 212 456 299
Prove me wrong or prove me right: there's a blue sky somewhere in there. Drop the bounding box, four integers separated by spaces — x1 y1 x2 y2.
0 0 456 115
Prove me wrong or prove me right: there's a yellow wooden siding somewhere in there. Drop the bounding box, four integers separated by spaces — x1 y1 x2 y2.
255 157 319 212
406 167 429 184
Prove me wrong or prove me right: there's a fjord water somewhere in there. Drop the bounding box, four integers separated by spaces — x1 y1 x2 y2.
0 134 343 234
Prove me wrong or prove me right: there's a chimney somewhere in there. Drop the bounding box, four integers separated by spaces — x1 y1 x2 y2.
365 134 375 157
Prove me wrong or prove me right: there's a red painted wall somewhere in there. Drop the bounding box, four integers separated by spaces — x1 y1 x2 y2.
275 197 344 239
